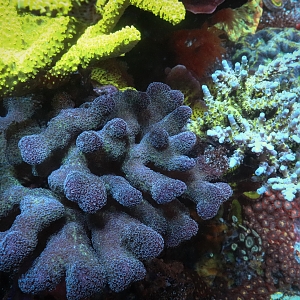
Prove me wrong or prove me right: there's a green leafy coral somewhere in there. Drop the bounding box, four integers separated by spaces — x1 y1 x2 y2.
0 0 185 97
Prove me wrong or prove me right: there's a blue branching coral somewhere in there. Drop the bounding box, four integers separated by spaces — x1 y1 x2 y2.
188 50 300 201
0 82 232 299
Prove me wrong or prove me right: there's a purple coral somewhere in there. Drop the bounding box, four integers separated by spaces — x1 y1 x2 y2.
48 147 107 213
0 96 38 131
19 221 106 300
0 193 64 271
18 91 116 165
92 211 164 292
101 175 143 207
64 170 107 213
186 180 232 220
184 150 232 220
18 134 50 165
76 117 128 159
0 82 232 299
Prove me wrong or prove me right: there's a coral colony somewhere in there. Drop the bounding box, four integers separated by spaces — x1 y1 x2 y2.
0 83 232 299
0 0 185 97
188 50 300 201
1 0 300 299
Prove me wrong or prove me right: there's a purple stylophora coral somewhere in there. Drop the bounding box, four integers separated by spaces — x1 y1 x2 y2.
182 0 225 14
0 82 232 299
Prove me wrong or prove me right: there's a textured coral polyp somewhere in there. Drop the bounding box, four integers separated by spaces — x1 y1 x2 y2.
18 221 106 300
0 193 64 272
244 190 300 290
91 211 164 292
0 82 232 299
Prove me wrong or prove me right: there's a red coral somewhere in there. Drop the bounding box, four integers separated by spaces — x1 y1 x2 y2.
244 190 300 290
171 25 225 79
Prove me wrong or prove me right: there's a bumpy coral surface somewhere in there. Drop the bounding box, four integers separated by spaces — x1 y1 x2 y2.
188 50 300 201
244 190 300 291
0 83 231 299
259 0 300 29
233 27 300 71
0 0 185 97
